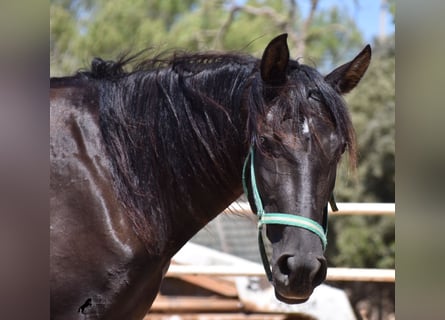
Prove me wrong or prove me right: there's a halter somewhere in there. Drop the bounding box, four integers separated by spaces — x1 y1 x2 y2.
242 146 338 282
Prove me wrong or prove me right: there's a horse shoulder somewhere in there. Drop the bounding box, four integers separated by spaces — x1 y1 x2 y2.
50 83 165 319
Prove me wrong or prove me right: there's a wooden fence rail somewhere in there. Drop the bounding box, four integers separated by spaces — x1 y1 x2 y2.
166 265 395 282
225 202 395 216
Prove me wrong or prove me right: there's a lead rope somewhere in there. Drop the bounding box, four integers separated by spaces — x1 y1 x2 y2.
242 146 338 282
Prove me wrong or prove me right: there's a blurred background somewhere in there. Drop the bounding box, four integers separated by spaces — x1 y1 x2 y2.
50 0 395 319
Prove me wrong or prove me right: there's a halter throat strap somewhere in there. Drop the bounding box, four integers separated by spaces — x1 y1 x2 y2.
242 146 336 282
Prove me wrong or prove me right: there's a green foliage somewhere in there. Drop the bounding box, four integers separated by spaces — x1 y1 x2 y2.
328 215 395 268
50 4 82 75
50 0 201 75
50 0 365 75
307 6 363 70
329 35 395 269
336 35 395 203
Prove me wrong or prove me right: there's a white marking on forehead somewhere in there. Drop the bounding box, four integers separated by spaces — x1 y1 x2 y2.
266 109 275 122
302 117 310 134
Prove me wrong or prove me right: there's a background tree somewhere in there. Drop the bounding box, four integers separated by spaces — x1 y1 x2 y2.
327 34 395 269
50 0 364 75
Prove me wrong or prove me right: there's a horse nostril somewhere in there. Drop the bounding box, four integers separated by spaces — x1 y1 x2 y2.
277 254 293 276
312 257 327 286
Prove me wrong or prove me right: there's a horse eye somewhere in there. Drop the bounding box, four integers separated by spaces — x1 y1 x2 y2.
259 136 282 158
259 136 270 150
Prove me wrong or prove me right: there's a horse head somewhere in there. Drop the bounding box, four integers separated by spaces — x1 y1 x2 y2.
244 34 371 303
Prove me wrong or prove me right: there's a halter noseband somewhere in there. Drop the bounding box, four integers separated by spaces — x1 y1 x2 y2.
242 146 337 282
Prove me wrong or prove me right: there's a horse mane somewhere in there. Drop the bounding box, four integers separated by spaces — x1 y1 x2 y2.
82 50 256 79
82 51 258 253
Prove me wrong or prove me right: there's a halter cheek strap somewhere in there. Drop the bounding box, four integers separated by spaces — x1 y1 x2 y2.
242 146 337 282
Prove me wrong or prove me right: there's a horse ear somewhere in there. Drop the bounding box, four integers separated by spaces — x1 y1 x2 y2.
260 34 290 86
325 45 371 94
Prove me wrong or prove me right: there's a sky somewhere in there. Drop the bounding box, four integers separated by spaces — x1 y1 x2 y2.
301 0 395 43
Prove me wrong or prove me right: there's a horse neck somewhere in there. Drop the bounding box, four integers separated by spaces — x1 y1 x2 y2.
155 63 253 246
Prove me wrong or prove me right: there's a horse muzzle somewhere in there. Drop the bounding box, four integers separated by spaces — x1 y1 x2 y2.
272 254 327 304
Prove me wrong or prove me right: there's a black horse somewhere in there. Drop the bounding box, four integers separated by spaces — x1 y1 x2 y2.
50 34 370 319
